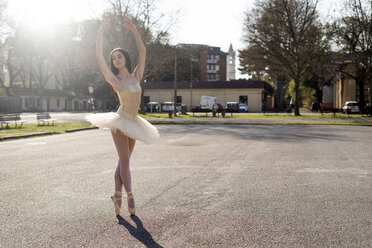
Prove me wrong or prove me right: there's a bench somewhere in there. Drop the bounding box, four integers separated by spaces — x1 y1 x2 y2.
37 113 56 125
263 108 279 115
0 114 25 128
192 109 227 117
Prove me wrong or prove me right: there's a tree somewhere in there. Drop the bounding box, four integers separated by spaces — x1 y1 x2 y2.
332 0 372 110
0 0 11 95
303 23 337 107
242 0 321 115
239 44 290 110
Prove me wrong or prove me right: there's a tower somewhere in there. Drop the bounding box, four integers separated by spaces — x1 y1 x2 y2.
226 43 236 81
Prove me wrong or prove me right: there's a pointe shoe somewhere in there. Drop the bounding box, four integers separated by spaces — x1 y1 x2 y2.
127 191 136 216
111 191 122 216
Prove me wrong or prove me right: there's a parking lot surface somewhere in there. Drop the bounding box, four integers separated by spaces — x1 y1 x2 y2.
0 124 371 247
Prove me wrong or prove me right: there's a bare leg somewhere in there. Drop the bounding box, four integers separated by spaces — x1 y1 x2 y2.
113 138 136 206
114 161 123 206
111 130 136 209
129 137 136 157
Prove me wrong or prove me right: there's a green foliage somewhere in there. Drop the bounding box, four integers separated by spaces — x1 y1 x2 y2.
261 75 275 88
0 122 91 137
285 80 317 107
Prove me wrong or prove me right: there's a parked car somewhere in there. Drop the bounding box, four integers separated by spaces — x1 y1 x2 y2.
342 101 360 114
161 102 174 112
226 102 239 112
191 104 202 112
239 103 248 112
146 102 160 112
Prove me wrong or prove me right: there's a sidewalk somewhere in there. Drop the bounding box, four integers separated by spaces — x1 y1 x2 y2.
146 116 372 125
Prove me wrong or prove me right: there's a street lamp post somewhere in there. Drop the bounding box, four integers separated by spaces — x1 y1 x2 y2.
173 54 177 117
190 58 193 111
88 86 94 111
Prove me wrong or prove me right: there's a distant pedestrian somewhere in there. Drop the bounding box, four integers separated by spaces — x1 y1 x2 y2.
85 19 159 217
365 104 372 117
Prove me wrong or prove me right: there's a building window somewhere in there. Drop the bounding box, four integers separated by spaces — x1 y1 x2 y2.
57 98 60 107
239 95 248 104
25 98 28 107
216 65 219 71
144 96 150 104
176 96 182 103
216 74 220 80
209 74 215 80
216 55 219 60
37 98 40 107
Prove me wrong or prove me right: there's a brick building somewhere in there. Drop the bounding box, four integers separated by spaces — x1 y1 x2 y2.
179 44 228 82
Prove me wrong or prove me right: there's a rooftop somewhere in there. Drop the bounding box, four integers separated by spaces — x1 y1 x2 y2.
145 80 274 92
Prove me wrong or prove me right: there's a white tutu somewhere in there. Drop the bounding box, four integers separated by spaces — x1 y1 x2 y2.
85 111 159 144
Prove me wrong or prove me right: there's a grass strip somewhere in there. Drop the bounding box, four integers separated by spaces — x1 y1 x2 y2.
0 122 91 137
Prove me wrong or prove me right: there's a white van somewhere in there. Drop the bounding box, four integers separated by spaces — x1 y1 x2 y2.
200 96 217 110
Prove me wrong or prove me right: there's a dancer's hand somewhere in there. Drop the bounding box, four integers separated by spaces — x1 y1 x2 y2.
98 19 111 33
123 19 137 33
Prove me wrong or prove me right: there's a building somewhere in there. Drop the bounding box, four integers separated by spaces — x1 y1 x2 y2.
0 87 91 112
226 43 236 81
179 44 228 82
144 80 274 112
322 62 371 110
0 48 92 113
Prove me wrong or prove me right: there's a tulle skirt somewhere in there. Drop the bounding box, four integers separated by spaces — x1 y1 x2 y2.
85 111 159 144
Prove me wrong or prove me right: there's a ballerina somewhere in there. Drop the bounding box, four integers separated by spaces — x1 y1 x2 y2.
86 19 159 216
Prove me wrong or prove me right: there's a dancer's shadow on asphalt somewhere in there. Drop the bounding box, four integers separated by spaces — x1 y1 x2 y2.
117 215 163 248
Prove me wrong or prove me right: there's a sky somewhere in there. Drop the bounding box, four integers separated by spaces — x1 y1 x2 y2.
7 0 342 79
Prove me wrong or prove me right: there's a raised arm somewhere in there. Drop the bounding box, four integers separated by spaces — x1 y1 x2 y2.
96 19 118 91
123 19 146 81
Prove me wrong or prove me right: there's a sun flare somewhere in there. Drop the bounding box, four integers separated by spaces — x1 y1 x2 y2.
7 0 85 30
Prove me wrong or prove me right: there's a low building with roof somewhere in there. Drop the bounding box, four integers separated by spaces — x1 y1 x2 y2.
144 80 274 112
0 87 91 113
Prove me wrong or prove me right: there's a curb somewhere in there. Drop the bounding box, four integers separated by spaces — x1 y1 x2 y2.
65 126 98 133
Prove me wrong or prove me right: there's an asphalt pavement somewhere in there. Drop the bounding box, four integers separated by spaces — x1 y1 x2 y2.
0 124 371 247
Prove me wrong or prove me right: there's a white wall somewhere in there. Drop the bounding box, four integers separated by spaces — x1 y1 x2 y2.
144 88 264 112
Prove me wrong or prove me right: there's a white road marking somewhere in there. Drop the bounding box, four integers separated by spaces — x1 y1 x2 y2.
26 142 47 145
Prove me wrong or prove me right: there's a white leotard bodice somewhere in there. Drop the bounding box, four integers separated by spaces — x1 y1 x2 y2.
115 80 141 119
